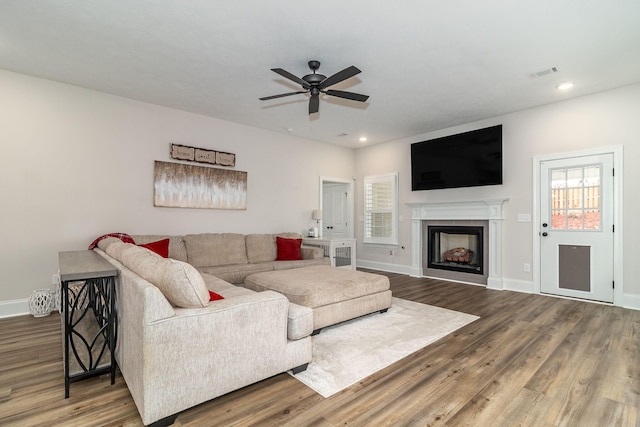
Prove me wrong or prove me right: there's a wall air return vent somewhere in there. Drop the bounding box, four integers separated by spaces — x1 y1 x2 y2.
527 67 559 80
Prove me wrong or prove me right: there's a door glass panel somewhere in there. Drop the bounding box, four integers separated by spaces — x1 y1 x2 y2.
550 164 601 231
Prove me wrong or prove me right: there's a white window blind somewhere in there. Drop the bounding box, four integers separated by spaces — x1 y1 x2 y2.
364 173 398 245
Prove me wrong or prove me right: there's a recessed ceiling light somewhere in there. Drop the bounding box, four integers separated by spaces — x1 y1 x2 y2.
557 82 574 90
359 136 368 142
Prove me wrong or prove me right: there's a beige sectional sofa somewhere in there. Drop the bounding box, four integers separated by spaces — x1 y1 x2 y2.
94 232 324 426
132 232 330 284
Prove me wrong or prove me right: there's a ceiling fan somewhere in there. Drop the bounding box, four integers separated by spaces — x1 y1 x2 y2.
259 60 369 114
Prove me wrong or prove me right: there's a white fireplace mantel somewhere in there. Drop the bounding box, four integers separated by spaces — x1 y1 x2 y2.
406 199 509 289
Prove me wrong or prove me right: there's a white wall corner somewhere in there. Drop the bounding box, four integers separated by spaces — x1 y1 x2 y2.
486 277 503 290
0 299 30 319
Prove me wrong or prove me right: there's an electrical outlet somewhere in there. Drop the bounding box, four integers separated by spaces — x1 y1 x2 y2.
523 263 531 273
52 273 60 285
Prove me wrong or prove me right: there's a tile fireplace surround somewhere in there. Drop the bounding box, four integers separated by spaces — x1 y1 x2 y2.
407 199 509 289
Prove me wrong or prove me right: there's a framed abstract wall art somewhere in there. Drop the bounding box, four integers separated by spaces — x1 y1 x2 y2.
153 161 247 210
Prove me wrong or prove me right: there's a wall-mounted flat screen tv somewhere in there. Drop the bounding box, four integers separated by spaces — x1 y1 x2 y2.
411 125 503 191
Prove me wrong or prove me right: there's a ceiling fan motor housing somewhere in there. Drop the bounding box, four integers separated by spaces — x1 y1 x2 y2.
303 73 326 85
303 60 325 86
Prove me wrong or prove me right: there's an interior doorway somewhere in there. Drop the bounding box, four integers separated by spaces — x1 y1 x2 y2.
320 177 354 239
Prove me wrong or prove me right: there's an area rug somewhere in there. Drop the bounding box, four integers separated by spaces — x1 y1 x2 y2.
289 297 479 397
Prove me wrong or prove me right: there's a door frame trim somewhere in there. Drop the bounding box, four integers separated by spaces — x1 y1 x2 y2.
532 145 624 305
319 176 355 238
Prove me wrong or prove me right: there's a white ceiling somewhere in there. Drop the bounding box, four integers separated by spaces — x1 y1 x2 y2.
1 1 639 148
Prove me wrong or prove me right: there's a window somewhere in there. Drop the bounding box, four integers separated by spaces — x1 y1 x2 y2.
364 173 398 245
550 164 601 230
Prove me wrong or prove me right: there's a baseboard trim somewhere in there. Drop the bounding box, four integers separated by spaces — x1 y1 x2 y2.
621 293 640 311
355 262 640 311
0 299 30 319
356 260 412 275
503 278 535 294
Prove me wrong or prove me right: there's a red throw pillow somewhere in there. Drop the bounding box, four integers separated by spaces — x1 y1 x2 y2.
276 237 303 261
209 291 224 301
138 239 170 258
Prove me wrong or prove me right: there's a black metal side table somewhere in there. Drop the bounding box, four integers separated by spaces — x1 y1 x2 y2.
58 250 117 398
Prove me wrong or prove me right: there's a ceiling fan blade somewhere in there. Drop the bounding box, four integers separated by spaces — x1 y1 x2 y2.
259 91 306 101
318 65 361 89
325 90 369 102
271 68 309 87
309 94 320 114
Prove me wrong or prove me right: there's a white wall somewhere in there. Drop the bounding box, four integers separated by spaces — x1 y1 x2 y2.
3 69 638 314
0 70 355 309
355 83 640 305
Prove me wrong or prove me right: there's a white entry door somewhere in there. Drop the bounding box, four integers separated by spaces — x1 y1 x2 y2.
539 153 614 303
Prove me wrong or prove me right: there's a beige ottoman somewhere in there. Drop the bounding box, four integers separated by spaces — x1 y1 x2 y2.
244 265 392 333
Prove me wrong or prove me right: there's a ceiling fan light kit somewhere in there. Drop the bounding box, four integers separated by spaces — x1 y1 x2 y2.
260 60 369 114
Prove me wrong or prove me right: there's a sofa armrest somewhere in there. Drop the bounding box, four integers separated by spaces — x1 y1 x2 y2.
301 246 324 259
287 302 313 340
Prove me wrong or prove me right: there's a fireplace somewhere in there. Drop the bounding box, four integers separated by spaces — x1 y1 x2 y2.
422 220 488 284
407 199 509 289
428 226 483 275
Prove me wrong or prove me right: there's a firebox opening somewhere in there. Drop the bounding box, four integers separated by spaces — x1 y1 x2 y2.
428 226 483 275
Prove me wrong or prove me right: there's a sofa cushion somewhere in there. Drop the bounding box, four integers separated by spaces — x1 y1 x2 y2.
96 236 123 251
138 238 169 258
276 237 303 261
202 273 256 299
244 265 390 308
245 234 277 263
105 240 130 260
184 233 248 267
132 235 188 262
271 258 331 270
197 263 272 285
201 273 240 293
153 258 210 308
119 244 209 308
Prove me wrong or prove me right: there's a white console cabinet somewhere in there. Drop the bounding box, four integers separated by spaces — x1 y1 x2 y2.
302 237 356 270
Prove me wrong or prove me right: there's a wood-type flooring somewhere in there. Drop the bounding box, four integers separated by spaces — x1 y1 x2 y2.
1 271 639 426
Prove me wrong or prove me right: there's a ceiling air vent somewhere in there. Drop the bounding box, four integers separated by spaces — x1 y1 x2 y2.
527 67 559 80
